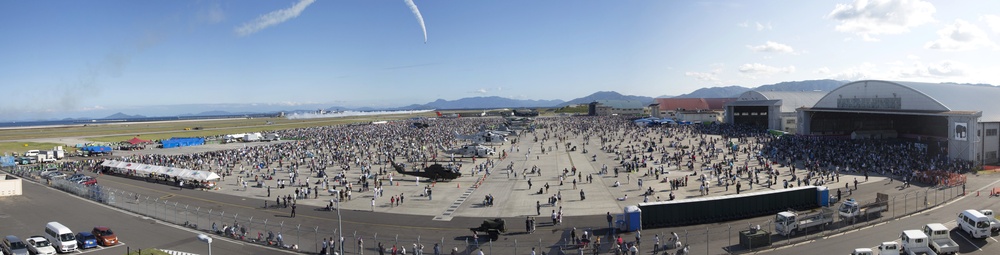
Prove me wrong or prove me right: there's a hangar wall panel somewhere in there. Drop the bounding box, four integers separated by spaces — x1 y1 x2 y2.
814 80 949 111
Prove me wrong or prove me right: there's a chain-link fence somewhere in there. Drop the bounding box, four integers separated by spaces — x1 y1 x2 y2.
4 166 967 255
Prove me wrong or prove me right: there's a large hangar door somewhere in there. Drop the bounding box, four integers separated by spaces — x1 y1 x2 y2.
733 106 769 128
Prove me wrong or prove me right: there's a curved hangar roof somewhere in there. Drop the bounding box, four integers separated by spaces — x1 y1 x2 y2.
735 91 827 112
813 80 1000 122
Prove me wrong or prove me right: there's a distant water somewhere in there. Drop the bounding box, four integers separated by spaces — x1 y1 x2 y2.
0 113 280 128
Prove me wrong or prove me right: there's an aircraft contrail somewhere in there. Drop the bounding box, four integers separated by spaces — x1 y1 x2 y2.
403 0 427 43
235 0 316 37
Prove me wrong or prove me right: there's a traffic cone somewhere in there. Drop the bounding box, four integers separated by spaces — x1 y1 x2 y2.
457 183 460 188
397 182 399 186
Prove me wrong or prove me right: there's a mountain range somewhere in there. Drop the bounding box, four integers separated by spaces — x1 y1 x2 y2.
75 79 992 121
673 79 848 98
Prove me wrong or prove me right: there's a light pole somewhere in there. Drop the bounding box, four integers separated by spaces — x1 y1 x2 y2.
334 198 344 255
197 234 212 255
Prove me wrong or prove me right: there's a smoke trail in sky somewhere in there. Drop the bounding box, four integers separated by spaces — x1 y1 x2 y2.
235 0 316 37
403 0 427 43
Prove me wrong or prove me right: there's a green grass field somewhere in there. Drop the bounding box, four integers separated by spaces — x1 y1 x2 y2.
0 142 76 156
0 112 441 150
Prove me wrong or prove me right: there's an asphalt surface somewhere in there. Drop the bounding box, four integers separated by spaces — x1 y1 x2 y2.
0 176 286 255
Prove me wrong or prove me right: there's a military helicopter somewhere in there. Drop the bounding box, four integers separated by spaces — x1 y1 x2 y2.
390 161 462 181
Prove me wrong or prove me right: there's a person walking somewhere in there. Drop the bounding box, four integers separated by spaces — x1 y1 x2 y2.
290 204 296 218
536 201 541 215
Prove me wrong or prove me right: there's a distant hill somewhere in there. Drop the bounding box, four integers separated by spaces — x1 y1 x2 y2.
755 79 847 92
674 79 849 98
349 96 565 111
101 112 145 119
557 91 654 107
674 86 750 98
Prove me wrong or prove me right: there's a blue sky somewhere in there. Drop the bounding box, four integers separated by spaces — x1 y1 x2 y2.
2 0 1000 120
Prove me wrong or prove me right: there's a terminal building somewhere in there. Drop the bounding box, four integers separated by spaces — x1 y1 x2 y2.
720 80 1000 165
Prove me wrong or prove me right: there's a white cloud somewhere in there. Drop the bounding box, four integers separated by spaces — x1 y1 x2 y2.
892 60 967 78
827 0 936 40
831 62 880 80
684 71 720 82
737 20 772 31
982 15 1000 34
906 54 920 60
924 19 995 51
814 67 831 74
747 41 795 53
473 88 489 94
756 22 773 31
235 0 316 37
738 63 796 74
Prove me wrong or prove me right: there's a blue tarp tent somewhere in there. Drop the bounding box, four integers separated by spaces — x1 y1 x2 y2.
82 146 113 153
161 137 205 148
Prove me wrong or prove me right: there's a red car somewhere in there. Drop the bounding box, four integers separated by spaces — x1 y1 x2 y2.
81 177 98 186
91 227 117 246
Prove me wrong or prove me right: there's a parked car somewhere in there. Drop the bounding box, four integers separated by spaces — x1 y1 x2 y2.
66 174 87 182
74 232 97 250
91 227 117 247
25 236 55 255
1 235 29 255
42 172 66 180
81 178 98 186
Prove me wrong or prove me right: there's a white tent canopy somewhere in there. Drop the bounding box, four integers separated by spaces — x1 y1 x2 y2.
101 160 220 181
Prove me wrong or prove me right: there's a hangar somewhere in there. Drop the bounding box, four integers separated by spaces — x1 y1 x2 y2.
797 80 1000 165
724 91 827 133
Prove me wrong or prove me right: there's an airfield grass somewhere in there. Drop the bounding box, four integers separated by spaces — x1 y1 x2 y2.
0 142 77 156
0 112 439 145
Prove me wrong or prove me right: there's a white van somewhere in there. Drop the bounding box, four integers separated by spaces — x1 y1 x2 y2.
958 209 991 238
24 150 40 157
43 222 76 253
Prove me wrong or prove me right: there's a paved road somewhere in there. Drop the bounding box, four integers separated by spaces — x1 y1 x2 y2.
0 176 288 255
757 174 1000 255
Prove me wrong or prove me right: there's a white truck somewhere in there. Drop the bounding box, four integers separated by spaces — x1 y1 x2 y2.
53 146 65 160
979 209 1000 234
243 133 262 142
775 207 835 236
900 230 936 255
840 193 889 224
922 223 958 255
36 153 56 163
851 242 901 255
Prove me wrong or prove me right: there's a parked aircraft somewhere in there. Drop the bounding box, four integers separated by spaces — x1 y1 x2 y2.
390 161 462 181
441 144 495 158
455 131 506 144
436 111 460 118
